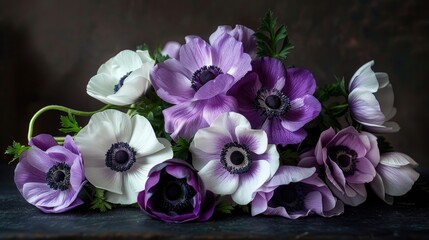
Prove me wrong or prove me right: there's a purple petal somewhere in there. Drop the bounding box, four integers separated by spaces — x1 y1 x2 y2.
349 61 378 92
235 127 268 155
232 160 271 205
262 118 307 145
29 134 58 151
63 135 80 155
14 153 46 192
163 101 208 141
266 166 315 188
328 127 367 159
211 33 252 80
251 192 269 216
150 59 194 104
251 57 286 89
179 36 213 73
202 95 238 125
194 74 236 100
347 157 376 183
24 148 56 173
196 190 216 222
284 68 317 100
209 25 256 58
161 41 181 59
348 89 385 125
281 95 321 132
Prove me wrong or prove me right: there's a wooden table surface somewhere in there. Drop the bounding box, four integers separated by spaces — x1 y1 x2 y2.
1 163 429 239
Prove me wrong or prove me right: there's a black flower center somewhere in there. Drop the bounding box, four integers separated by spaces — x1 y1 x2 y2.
151 171 197 215
220 142 252 174
46 162 71 191
191 65 223 91
114 71 132 93
105 142 137 172
254 88 291 119
268 183 305 212
328 145 357 176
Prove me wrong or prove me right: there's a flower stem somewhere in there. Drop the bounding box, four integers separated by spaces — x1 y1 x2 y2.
27 104 111 141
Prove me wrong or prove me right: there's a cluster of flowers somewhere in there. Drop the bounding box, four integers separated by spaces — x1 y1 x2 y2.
10 13 420 223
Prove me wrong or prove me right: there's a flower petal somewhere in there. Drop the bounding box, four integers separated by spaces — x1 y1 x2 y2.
197 160 239 195
29 134 58 151
348 89 385 125
251 57 286 89
349 60 379 93
266 166 315 188
85 167 123 194
232 160 271 205
136 138 173 165
262 118 307 145
284 68 317 99
251 192 268 216
194 74 235 100
201 94 238 124
179 36 212 73
281 95 321 132
377 164 420 196
129 114 165 157
235 126 268 155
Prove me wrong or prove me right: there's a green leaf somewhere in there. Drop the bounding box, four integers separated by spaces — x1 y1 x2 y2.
172 137 192 161
59 113 81 134
136 43 169 64
86 185 112 213
5 141 30 164
215 201 235 214
255 10 294 60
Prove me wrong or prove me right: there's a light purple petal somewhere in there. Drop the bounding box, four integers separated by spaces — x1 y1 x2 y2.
163 101 208 141
150 59 194 104
266 166 315 188
24 148 56 173
377 164 420 196
201 94 238 124
251 192 268 216
161 41 181 59
349 60 379 92
211 33 252 80
235 126 268 155
14 153 46 191
194 74 236 100
347 157 376 183
29 134 58 151
349 89 385 125
179 36 213 73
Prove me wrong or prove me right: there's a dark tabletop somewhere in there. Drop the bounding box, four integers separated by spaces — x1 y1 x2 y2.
1 162 429 240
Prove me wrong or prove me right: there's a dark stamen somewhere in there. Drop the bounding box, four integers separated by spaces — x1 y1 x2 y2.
230 151 245 165
265 95 282 109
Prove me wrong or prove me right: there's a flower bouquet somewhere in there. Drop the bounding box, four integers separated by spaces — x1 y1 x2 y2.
6 11 420 223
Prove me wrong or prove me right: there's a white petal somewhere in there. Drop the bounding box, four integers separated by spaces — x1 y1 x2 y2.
123 162 154 194
136 138 173 165
197 160 239 195
105 184 139 204
90 110 132 143
378 164 420 196
266 166 315 187
380 152 418 167
129 114 165 157
85 167 123 194
211 112 252 139
349 60 379 92
191 124 231 155
104 50 143 79
136 50 155 65
374 83 395 119
232 161 271 205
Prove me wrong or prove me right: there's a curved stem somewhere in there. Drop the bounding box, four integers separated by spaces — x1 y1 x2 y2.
27 104 111 141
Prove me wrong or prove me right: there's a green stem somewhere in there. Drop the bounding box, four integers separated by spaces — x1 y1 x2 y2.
27 104 111 141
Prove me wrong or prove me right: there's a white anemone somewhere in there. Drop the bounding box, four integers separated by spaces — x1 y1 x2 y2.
348 60 400 133
190 112 279 205
87 50 155 106
370 152 420 204
74 109 173 204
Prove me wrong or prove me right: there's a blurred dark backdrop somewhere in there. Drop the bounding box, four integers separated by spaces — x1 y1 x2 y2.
1 0 428 174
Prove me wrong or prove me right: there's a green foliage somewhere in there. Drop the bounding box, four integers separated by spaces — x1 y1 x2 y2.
254 10 294 60
315 77 348 102
134 89 169 138
136 43 169 64
85 184 113 212
215 201 235 214
59 113 81 134
5 141 30 164
172 137 192 162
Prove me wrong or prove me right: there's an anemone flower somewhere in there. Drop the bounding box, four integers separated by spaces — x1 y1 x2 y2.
348 60 399 133
137 159 215 223
87 49 155 106
74 109 173 204
190 112 279 205
150 33 252 140
14 134 86 213
161 41 181 59
209 24 257 58
370 152 420 204
310 127 380 206
251 166 344 219
228 57 321 145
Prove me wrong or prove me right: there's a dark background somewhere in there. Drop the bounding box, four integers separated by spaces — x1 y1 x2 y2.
1 0 428 175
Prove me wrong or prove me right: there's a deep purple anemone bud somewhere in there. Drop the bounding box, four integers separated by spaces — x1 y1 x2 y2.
309 127 380 206
14 134 86 213
137 159 216 223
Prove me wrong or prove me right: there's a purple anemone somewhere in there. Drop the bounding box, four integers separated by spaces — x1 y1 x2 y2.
228 57 321 145
251 166 344 219
190 112 279 205
14 134 86 213
137 159 215 223
150 33 252 140
307 127 380 206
